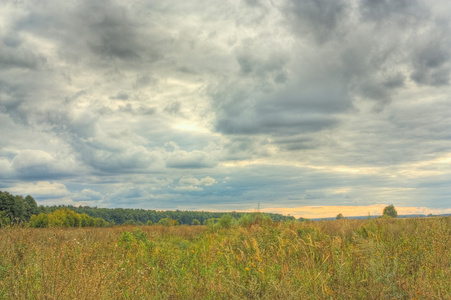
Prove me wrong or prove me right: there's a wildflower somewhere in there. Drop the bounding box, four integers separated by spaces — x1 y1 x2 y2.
245 267 250 271
325 286 333 296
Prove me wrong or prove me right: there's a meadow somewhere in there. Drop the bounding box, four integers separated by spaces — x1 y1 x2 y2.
1 216 450 299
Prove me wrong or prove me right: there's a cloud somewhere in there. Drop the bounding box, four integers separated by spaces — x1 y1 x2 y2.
166 150 216 169
282 0 349 44
12 149 53 172
4 149 81 180
0 0 450 213
178 175 217 186
72 188 103 202
173 185 204 192
6 181 70 199
174 175 218 192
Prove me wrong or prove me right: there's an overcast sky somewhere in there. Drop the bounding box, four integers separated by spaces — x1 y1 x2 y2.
1 0 451 218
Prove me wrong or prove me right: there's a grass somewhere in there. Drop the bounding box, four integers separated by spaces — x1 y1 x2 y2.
1 217 450 299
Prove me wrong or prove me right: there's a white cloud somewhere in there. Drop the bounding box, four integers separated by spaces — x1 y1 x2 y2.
199 176 217 186
176 175 217 192
178 176 201 186
7 181 70 198
12 149 53 171
174 185 204 192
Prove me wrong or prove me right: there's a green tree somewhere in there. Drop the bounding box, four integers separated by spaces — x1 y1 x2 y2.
12 196 26 222
383 205 398 218
0 191 16 223
336 213 344 220
24 195 38 220
191 219 200 225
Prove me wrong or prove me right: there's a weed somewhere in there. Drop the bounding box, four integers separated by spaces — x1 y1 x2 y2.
0 218 450 299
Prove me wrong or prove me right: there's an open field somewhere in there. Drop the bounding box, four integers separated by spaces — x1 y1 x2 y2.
1 217 450 299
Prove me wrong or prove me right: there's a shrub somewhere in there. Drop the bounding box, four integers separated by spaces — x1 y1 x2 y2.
218 214 235 228
29 209 109 228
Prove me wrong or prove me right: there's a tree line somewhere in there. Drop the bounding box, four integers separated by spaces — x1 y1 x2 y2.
0 190 298 227
37 204 297 225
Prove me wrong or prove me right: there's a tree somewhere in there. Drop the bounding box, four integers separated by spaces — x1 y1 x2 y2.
336 213 344 220
0 191 28 224
12 196 26 222
383 205 398 218
191 219 200 225
24 195 38 220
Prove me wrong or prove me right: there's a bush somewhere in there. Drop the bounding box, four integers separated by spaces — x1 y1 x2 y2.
158 217 178 226
30 213 50 228
238 213 273 227
203 218 219 226
218 214 235 229
29 209 109 228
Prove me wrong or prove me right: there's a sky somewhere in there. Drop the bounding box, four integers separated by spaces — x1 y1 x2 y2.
1 0 451 218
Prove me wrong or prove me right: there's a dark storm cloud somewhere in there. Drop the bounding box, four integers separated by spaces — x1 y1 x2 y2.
0 44 45 70
272 136 319 151
85 6 141 60
9 0 165 71
213 46 350 139
282 0 349 44
221 136 271 161
359 0 426 24
411 37 451 86
358 0 451 87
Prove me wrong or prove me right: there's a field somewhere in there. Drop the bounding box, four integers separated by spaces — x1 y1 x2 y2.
1 217 450 299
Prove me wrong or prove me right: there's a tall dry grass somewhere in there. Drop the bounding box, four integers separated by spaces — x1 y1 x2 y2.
1 217 450 299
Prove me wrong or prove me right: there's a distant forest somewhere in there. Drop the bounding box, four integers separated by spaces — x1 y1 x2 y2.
0 190 298 226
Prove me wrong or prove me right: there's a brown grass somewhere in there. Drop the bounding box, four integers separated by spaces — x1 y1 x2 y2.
1 217 450 299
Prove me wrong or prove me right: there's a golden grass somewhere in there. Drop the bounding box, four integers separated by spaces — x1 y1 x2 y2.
1 217 450 299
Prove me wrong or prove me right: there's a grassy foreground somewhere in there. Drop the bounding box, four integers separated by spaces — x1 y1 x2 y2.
1 217 450 299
